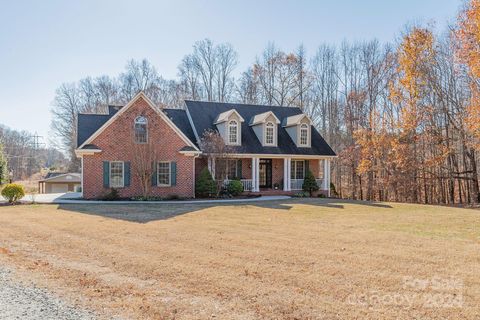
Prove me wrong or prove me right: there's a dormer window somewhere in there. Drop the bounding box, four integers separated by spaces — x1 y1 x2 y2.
249 111 280 147
299 124 309 146
134 116 147 143
265 122 275 145
282 114 312 148
228 120 239 145
214 109 244 146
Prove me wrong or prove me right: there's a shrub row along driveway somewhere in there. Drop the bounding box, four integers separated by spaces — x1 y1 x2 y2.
0 198 479 319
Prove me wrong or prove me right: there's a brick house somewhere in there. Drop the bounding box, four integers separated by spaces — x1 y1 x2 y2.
75 92 336 199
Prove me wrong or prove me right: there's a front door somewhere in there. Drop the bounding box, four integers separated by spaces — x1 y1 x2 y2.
259 159 272 188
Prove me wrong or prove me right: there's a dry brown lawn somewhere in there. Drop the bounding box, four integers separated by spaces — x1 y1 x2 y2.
0 198 479 319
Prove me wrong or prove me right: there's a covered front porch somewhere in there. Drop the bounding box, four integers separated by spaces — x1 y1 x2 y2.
209 156 332 195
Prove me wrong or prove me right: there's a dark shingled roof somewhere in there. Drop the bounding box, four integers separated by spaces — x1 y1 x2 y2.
185 100 336 156
80 144 100 150
163 109 196 145
179 146 198 152
77 113 113 147
44 172 66 179
77 108 196 148
76 100 335 157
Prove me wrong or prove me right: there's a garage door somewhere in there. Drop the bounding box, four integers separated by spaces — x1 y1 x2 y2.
51 184 69 193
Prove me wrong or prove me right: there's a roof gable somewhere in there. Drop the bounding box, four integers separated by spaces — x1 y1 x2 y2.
77 92 198 151
249 111 281 126
214 109 245 124
282 114 312 127
41 173 81 183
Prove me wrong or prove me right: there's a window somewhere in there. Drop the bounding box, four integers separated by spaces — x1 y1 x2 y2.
134 116 148 143
157 162 171 186
265 122 275 145
216 159 238 180
299 124 309 146
291 160 305 180
318 159 325 179
110 161 124 188
228 120 239 144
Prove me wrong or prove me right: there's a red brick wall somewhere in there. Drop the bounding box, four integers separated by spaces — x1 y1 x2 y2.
271 158 284 187
308 159 320 178
241 158 251 179
82 97 195 199
194 157 208 181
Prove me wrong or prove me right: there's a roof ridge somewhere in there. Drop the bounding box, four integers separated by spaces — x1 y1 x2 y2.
184 99 302 110
78 112 110 116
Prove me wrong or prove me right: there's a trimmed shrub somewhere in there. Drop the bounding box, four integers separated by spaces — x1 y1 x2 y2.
1 184 25 204
227 180 243 196
102 188 120 201
195 168 217 198
302 170 319 196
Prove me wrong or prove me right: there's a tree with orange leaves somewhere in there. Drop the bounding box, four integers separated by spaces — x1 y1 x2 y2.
389 27 436 202
456 0 480 146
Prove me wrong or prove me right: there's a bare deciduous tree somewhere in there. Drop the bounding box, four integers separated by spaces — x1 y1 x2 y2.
131 140 157 198
199 129 233 194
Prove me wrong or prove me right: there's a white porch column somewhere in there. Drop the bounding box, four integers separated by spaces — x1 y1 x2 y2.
208 157 216 178
255 157 260 192
283 158 291 191
251 157 260 192
324 159 331 196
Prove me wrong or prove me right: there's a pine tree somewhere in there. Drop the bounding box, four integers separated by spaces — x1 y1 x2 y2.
195 168 217 198
302 170 319 196
0 142 8 185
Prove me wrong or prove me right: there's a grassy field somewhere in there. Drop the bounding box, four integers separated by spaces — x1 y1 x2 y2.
0 198 478 319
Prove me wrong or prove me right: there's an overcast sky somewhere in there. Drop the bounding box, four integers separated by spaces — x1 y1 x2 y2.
0 0 461 146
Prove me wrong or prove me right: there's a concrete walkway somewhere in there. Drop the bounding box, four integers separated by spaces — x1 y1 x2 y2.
8 193 290 205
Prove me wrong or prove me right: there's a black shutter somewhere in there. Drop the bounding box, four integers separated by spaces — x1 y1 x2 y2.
236 159 242 179
171 162 177 186
124 162 131 187
151 162 157 186
103 161 110 188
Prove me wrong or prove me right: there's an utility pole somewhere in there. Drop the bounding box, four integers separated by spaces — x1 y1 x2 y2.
27 133 45 177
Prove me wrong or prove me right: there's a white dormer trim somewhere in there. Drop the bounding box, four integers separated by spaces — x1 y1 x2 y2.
249 111 280 147
298 123 311 147
214 109 245 125
263 121 277 146
282 114 313 148
227 119 241 146
214 108 244 146
282 114 313 127
249 111 280 126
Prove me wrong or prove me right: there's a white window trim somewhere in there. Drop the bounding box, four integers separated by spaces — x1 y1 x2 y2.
134 116 148 144
291 160 305 179
110 161 124 188
157 161 171 187
227 120 241 146
298 124 310 147
263 122 276 146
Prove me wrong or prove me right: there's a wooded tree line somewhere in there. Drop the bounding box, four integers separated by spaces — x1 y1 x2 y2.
0 125 67 181
51 0 480 205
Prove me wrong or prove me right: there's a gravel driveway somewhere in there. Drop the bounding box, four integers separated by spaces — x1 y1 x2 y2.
0 266 97 320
